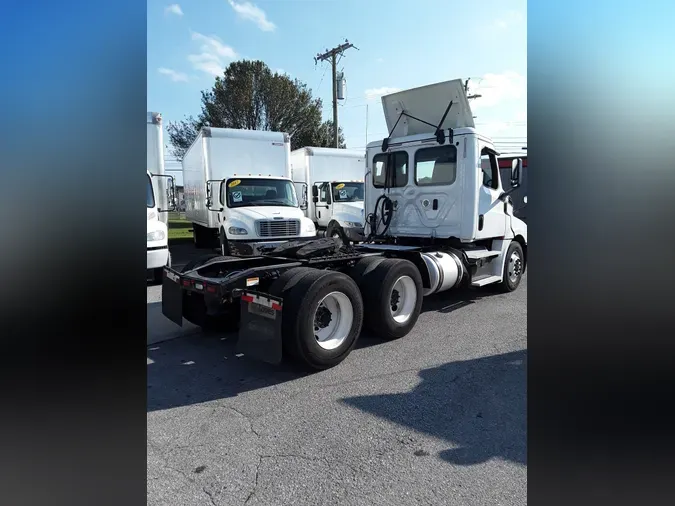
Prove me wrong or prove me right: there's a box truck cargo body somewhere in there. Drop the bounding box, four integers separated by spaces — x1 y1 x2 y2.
291 147 366 242
183 127 316 254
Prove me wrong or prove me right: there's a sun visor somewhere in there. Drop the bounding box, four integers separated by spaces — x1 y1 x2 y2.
381 79 475 138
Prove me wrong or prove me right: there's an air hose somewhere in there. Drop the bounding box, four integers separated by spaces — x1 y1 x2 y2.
366 193 394 242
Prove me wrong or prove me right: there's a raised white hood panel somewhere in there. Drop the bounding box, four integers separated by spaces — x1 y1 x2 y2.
381 79 475 137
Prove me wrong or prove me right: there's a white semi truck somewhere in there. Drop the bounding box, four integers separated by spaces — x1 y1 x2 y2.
291 147 366 243
183 127 317 256
162 79 527 371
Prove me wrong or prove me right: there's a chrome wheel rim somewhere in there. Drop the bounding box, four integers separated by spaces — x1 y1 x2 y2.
313 291 354 350
389 276 417 324
508 250 523 283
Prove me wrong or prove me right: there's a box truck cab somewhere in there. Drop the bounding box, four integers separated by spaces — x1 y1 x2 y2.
147 170 176 281
183 128 316 256
290 147 366 243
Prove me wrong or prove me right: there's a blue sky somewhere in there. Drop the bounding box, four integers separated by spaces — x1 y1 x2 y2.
148 0 527 158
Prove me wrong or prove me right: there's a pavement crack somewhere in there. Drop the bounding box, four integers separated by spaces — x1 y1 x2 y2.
203 486 218 506
221 406 262 438
244 455 263 505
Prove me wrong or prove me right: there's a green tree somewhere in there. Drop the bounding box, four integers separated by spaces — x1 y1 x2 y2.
167 60 346 160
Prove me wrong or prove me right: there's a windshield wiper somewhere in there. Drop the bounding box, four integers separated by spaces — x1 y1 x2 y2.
252 200 295 206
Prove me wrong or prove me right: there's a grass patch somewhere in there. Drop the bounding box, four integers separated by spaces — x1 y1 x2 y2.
167 212 193 241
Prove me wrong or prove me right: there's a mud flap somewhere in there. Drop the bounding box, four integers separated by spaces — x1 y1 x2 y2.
162 268 184 326
236 291 284 365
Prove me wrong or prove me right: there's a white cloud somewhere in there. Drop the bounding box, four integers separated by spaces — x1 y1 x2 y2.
188 31 238 77
227 1 276 32
494 11 524 29
191 31 238 58
365 87 401 101
466 71 526 109
165 4 183 16
158 67 189 82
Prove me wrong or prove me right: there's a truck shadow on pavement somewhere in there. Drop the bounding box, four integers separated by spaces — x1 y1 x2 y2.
147 285 507 412
341 349 527 466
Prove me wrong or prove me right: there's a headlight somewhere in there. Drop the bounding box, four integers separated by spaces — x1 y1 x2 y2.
147 230 165 241
228 226 248 235
303 221 316 233
344 221 362 228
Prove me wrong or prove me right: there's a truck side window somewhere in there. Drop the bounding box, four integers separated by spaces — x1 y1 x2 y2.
415 145 457 186
319 183 329 202
480 151 500 190
373 151 408 188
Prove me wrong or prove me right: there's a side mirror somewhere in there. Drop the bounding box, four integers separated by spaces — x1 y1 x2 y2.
311 186 319 198
154 174 177 212
205 180 224 211
511 158 523 187
312 196 319 203
300 184 308 210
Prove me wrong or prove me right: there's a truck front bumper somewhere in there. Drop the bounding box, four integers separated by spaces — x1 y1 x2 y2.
228 237 316 256
147 246 169 269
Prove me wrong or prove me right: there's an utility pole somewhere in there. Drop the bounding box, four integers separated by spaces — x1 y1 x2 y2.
464 78 482 100
315 40 357 147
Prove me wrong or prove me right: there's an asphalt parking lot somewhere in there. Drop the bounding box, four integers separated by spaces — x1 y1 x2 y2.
147 244 527 506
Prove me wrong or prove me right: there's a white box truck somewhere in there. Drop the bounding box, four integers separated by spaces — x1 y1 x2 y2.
183 127 317 256
147 112 168 226
291 147 366 243
147 170 176 281
162 79 527 371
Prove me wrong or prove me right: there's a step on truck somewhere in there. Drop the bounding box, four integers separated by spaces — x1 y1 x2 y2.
290 147 366 243
183 127 317 256
162 79 527 370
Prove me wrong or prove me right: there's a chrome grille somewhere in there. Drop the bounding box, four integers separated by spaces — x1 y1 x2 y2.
256 219 300 237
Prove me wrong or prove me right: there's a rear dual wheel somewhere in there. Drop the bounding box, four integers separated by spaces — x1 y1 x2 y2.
269 268 364 370
350 257 424 340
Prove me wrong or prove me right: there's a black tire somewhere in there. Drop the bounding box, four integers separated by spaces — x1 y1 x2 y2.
270 268 364 370
356 258 424 340
181 253 221 273
326 221 348 245
180 253 239 331
497 241 525 293
219 228 231 256
192 224 204 248
349 256 387 286
183 292 239 332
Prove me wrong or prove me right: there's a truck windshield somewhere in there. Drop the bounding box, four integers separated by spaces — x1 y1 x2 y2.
224 178 299 208
147 175 155 208
332 182 364 202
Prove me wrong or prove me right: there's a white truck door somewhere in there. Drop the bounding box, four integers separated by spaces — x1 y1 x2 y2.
476 148 508 239
315 182 332 228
